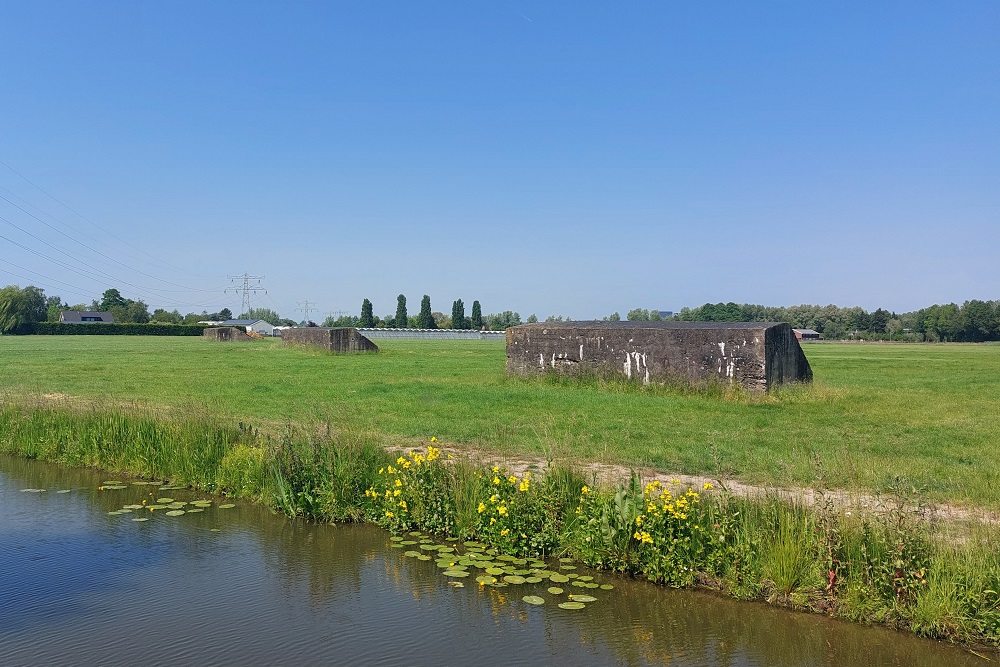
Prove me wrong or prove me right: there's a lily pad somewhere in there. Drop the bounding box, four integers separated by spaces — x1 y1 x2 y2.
416 554 432 561
155 497 175 504
558 557 575 563
186 508 205 513
165 510 185 516
102 480 122 485
102 485 127 490
389 543 406 548
443 570 470 578
599 584 614 590
486 567 505 575
218 504 236 509
21 489 45 493
447 581 464 588
403 551 421 557
549 574 570 583
56 489 71 494
503 575 526 585
389 536 405 542
522 595 545 605
560 565 577 571
124 504 143 510
419 544 440 551
408 531 424 537
558 601 586 610
577 575 594 581
547 587 564 595
569 594 597 603
399 540 417 545
132 517 149 522
475 575 498 585
132 481 153 486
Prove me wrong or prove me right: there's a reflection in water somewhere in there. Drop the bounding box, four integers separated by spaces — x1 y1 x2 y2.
0 454 983 667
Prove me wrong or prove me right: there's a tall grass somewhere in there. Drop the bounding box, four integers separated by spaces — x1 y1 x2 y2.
2 401 1000 647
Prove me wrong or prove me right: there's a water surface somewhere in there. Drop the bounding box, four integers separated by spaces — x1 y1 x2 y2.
0 455 982 666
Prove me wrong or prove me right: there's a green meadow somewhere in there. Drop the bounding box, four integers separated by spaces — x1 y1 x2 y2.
2 335 998 509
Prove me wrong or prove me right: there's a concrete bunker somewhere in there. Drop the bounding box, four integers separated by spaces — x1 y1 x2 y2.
203 326 251 342
506 321 811 393
281 327 379 354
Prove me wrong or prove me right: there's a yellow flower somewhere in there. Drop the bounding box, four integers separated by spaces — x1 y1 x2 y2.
395 479 402 487
427 446 440 461
490 517 497 525
580 485 590 495
385 511 394 518
703 482 714 490
497 505 508 516
492 466 500 473
398 500 407 509
396 456 406 465
508 475 517 485
500 528 510 537
493 476 501 485
490 494 498 503
635 515 643 526
519 479 530 492
447 454 454 459
393 489 401 497
430 436 437 442
477 502 486 513
402 460 411 469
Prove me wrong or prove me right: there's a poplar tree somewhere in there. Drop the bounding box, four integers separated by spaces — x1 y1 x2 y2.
395 294 408 329
451 299 467 329
360 298 374 327
470 300 482 329
418 294 436 328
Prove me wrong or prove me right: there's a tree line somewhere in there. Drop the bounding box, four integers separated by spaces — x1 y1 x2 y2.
323 295 521 331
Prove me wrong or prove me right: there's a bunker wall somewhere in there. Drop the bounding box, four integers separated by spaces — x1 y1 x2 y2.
281 327 379 353
505 322 810 393
203 327 250 342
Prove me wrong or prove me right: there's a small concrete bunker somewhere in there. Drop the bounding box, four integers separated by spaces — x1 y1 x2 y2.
281 327 379 353
506 321 811 393
203 326 251 341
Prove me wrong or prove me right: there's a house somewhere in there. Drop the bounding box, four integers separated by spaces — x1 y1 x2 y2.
60 311 115 323
222 319 275 336
793 328 821 341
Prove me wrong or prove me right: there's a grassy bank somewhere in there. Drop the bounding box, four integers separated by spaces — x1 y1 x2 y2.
1 402 999 647
2 336 1000 508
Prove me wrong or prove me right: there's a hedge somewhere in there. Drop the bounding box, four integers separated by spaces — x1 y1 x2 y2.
15 322 210 336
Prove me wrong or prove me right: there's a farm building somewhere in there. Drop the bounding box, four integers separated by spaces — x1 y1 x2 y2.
793 328 821 341
222 319 276 336
59 311 115 323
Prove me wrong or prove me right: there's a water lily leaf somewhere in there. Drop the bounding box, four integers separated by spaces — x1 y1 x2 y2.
165 510 185 516
503 575 526 585
525 577 543 584
390 536 405 542
103 480 122 485
186 508 205 513
485 567 505 575
522 595 545 605
419 544 440 551
448 581 464 588
408 531 424 537
56 489 71 494
547 587 564 595
390 543 406 548
558 602 586 610
124 504 143 510
103 485 127 490
443 570 470 578
416 555 432 561
403 551 421 557
569 595 597 603
475 575 498 585
565 573 579 578
132 517 149 522
155 498 174 504
210 528 221 532
400 540 417 545
437 547 455 554
463 541 484 548
218 504 236 509
599 584 614 590
132 481 152 485
549 574 570 583
577 576 594 581
560 565 577 571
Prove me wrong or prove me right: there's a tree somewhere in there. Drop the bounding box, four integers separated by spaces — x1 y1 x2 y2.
45 295 67 322
627 308 651 321
485 310 521 330
470 300 483 329
322 314 361 327
360 298 375 328
151 308 183 324
395 295 408 329
526 314 538 323
218 307 233 321
417 295 436 329
99 288 127 311
0 285 48 333
603 312 621 321
451 299 467 329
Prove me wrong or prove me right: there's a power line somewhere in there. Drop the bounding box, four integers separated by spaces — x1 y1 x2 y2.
226 274 265 316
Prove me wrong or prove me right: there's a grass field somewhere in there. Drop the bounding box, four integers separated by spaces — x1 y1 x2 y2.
2 336 998 508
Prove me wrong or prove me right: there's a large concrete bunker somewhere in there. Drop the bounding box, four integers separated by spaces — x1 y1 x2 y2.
506 321 811 393
282 327 379 353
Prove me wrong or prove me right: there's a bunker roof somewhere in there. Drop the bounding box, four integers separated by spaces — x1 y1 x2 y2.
515 321 787 330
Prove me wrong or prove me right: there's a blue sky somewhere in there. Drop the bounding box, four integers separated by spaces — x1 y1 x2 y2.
1 1 997 320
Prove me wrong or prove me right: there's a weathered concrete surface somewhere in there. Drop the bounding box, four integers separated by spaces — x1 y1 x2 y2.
282 327 379 353
204 326 250 341
506 321 811 393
